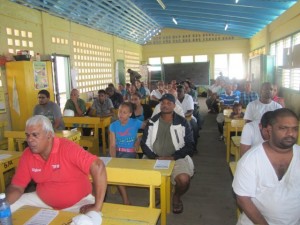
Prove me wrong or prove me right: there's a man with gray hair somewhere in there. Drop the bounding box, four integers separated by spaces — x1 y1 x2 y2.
5 115 107 215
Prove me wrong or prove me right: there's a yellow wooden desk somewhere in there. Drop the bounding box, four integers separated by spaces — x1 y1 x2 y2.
224 117 244 162
63 116 111 155
0 150 22 192
12 205 159 225
105 157 175 225
5 130 81 151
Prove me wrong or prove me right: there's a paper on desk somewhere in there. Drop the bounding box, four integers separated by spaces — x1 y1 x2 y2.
0 154 12 160
154 160 171 169
24 209 58 225
100 157 112 166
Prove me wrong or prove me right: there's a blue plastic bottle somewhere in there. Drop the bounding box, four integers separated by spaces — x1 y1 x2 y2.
0 193 12 225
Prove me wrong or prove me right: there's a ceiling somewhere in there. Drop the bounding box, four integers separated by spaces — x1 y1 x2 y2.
11 0 297 45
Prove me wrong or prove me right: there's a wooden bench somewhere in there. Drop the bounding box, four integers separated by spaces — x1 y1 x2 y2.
105 167 161 224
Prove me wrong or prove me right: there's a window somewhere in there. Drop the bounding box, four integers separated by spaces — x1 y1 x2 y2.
271 31 300 90
229 54 244 79
195 55 208 62
148 57 161 65
214 54 228 77
162 57 174 64
214 53 244 79
181 56 193 63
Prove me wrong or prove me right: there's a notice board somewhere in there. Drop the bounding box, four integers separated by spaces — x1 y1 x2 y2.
162 62 210 85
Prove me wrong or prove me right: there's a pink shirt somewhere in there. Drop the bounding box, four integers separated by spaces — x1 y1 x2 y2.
12 137 98 209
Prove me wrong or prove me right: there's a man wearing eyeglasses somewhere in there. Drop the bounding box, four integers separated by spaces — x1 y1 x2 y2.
33 89 64 130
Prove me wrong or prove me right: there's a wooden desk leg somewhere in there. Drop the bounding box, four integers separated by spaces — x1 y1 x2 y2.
0 173 5 193
226 124 231 162
101 126 106 155
160 176 167 225
166 176 171 213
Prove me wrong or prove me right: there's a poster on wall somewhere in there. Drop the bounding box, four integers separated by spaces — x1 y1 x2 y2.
33 61 49 90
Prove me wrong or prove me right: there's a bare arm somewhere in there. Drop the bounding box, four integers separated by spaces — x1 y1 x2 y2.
80 159 107 213
185 109 193 118
240 144 251 157
72 98 84 116
109 131 117 157
6 184 25 205
236 195 269 225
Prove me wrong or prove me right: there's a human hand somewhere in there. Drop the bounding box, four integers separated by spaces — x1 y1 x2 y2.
79 204 100 214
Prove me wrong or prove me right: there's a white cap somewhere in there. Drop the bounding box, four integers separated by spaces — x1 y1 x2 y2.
0 193 6 199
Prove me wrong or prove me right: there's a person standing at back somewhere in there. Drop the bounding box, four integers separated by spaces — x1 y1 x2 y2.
33 89 64 130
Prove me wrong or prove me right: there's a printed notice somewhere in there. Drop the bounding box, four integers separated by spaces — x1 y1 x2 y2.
100 157 112 166
154 160 171 169
25 209 58 225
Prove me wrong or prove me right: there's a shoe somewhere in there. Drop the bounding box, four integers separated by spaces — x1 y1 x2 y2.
173 200 183 214
218 135 224 141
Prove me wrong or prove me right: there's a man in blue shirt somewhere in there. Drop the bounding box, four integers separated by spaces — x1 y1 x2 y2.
216 83 239 140
240 81 259 108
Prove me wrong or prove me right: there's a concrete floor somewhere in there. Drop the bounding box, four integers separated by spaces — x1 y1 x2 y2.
106 98 238 225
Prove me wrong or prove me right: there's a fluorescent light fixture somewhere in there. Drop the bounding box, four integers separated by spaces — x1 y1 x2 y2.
172 17 178 25
235 0 239 3
224 23 228 31
157 0 166 9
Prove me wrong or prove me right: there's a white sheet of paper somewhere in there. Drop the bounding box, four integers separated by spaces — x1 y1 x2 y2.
100 157 112 166
24 209 58 225
0 154 12 160
154 160 171 169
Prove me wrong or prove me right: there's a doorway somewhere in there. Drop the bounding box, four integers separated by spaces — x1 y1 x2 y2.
52 54 71 112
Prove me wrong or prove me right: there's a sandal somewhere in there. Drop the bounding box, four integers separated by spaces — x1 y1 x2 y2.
172 200 183 214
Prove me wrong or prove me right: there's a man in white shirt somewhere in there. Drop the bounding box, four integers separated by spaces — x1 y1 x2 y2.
233 108 300 225
177 85 199 147
240 111 273 156
244 82 282 123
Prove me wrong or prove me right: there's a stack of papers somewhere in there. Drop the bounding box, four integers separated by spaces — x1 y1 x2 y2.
25 209 58 225
154 160 171 169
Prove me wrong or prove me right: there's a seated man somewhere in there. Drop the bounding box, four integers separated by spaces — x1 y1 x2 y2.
6 115 107 214
239 81 258 108
244 82 282 123
240 111 273 156
177 85 199 146
233 108 300 225
141 93 194 214
33 89 64 130
152 89 184 118
64 88 86 116
89 89 114 117
216 83 239 141
105 86 124 109
150 81 166 107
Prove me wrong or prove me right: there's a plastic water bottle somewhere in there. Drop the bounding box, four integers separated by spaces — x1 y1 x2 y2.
0 193 13 225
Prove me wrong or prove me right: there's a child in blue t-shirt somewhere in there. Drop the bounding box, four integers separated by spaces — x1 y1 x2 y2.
109 102 143 205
